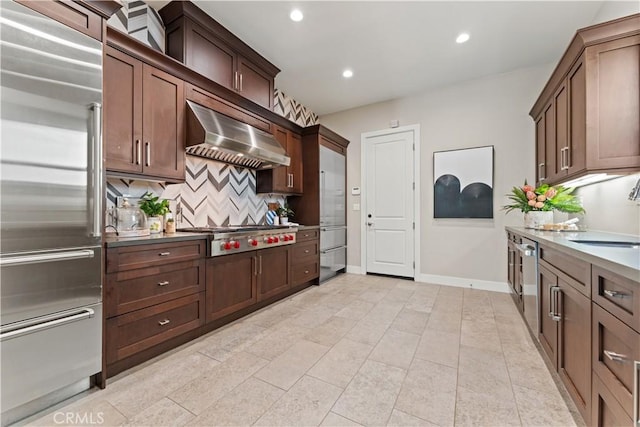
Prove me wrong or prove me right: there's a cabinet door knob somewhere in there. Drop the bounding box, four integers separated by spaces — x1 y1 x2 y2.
135 140 141 165
145 142 151 167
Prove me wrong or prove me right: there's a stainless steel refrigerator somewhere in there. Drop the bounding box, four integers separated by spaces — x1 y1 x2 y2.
0 2 104 424
319 145 347 282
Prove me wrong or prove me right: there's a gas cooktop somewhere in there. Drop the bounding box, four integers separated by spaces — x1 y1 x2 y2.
178 225 298 256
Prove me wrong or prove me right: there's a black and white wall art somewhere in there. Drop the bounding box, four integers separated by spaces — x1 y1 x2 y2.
433 146 494 218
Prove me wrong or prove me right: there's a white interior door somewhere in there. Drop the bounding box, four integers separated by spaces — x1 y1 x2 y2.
364 129 415 278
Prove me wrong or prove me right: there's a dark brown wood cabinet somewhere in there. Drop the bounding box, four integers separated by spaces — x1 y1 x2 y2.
206 246 290 321
506 232 524 313
288 126 350 226
15 0 121 41
539 251 592 424
291 228 320 287
105 239 207 377
206 252 257 322
160 1 279 109
539 262 559 370
257 125 303 194
257 246 291 301
104 46 186 182
531 15 640 185
592 303 640 423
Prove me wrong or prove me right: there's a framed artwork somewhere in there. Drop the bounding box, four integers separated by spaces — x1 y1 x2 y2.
433 146 494 218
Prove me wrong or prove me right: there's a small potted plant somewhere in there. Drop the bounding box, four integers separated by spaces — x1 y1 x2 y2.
138 192 170 234
276 204 295 225
503 182 585 228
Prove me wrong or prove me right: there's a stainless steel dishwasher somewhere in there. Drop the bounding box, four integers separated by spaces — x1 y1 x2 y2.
517 238 539 335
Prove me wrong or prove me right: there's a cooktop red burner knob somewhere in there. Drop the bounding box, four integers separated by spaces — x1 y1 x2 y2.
283 235 289 241
250 239 258 246
273 236 279 243
223 242 232 250
266 236 274 244
289 235 295 240
234 241 241 249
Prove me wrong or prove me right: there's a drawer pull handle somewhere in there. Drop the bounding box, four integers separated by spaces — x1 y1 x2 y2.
159 252 171 256
304 250 310 253
158 319 170 326
158 281 169 287
604 350 628 363
304 270 309 274
604 289 627 298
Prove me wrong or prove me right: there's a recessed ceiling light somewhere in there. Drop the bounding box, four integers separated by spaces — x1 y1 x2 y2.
342 69 353 78
456 33 470 44
290 9 303 22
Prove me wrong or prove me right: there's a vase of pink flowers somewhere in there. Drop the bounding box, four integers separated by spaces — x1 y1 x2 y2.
503 182 585 229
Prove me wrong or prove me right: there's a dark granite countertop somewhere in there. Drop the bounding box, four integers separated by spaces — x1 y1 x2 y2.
506 226 639 283
104 232 208 248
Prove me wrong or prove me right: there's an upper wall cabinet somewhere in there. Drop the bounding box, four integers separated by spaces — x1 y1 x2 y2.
256 125 303 195
104 46 185 183
530 14 640 186
159 1 280 110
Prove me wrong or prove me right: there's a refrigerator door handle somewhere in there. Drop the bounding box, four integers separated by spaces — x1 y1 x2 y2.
0 308 95 341
321 246 346 254
321 226 347 231
89 102 103 238
0 249 95 267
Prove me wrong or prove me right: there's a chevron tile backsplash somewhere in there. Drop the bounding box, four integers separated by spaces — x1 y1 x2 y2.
106 156 285 227
274 88 319 127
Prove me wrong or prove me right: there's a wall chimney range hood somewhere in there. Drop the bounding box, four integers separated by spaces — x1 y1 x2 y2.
185 100 290 170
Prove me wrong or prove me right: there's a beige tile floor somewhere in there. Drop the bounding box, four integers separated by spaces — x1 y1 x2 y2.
27 274 580 427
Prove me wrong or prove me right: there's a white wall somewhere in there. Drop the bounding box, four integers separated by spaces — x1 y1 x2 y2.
320 64 553 286
576 174 640 235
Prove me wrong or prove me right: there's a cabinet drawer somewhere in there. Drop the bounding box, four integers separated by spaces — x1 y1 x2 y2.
106 293 204 364
592 373 634 427
297 229 319 242
539 246 591 296
292 240 319 261
292 260 319 286
592 266 639 333
592 302 640 419
105 260 205 317
106 240 206 273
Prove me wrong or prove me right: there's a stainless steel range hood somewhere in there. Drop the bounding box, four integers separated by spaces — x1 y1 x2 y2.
185 100 290 170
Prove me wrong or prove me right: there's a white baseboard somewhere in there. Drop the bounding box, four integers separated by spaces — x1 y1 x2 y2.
416 273 510 293
346 265 364 275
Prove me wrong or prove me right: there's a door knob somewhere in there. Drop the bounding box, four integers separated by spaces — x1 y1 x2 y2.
367 222 374 226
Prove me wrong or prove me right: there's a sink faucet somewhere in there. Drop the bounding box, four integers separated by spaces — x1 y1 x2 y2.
629 178 640 201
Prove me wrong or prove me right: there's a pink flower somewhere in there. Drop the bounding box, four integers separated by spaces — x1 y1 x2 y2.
545 188 557 199
537 195 547 202
534 201 545 209
522 185 534 193
528 200 537 207
526 191 536 200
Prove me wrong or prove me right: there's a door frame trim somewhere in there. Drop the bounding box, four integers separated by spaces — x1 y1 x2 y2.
360 124 421 279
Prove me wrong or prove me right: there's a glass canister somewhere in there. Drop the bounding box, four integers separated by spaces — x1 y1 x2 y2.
115 198 150 237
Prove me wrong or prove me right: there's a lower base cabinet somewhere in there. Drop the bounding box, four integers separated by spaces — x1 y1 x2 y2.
592 374 634 427
538 258 592 424
206 252 257 322
206 246 291 321
106 292 205 364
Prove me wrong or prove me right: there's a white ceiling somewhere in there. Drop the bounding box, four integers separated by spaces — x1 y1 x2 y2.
147 1 630 116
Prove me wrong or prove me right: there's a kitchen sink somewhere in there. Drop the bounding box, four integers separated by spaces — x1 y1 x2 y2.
569 239 640 248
